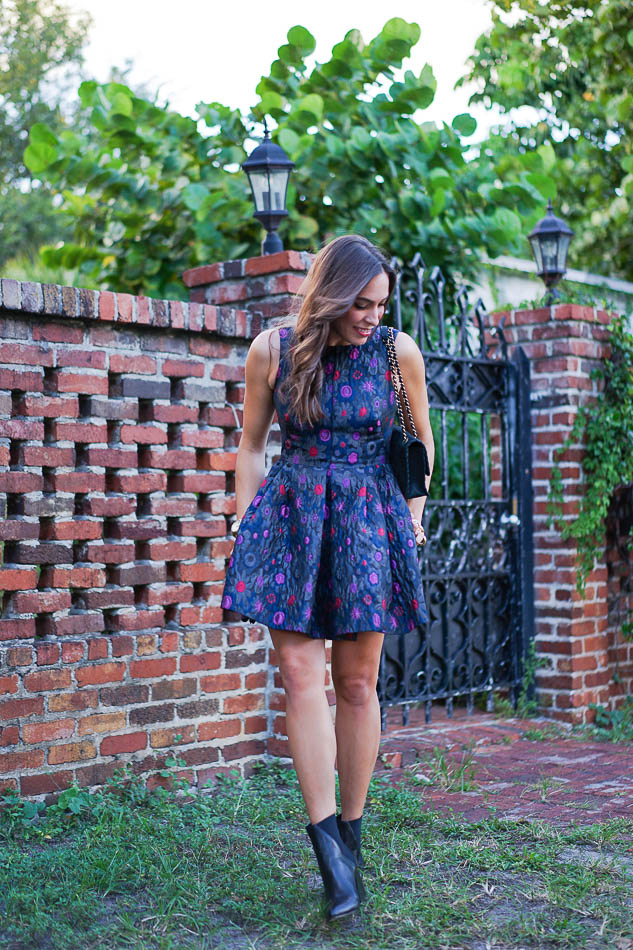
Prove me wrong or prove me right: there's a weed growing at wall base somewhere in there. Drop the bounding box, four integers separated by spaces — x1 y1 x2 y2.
584 698 633 743
494 639 547 719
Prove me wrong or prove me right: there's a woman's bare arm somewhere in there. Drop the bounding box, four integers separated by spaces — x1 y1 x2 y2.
234 330 278 520
394 331 435 521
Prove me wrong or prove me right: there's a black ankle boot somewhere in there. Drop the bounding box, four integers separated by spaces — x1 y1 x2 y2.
336 815 364 868
306 820 360 919
336 815 366 901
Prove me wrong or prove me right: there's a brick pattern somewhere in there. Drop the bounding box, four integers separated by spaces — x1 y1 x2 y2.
378 708 633 826
492 303 617 722
0 276 279 800
183 249 313 319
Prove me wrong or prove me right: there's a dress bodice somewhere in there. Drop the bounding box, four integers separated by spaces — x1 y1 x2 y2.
272 324 399 469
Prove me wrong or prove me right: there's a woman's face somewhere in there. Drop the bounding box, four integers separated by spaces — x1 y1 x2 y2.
329 271 391 346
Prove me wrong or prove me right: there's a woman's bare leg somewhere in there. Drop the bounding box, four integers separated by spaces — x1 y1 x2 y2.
331 632 384 820
268 629 336 824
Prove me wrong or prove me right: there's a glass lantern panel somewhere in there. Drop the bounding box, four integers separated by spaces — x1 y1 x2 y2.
556 234 571 272
247 167 290 213
248 169 272 213
539 237 560 273
529 235 543 273
267 168 289 211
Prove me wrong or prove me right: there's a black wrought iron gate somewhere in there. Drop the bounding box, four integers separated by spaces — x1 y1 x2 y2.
378 257 535 727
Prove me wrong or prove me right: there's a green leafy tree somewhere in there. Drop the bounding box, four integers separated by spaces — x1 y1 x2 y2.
456 0 633 280
26 18 550 299
0 0 92 267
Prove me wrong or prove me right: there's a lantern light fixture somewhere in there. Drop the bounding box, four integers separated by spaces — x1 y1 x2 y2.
242 123 295 255
528 198 574 305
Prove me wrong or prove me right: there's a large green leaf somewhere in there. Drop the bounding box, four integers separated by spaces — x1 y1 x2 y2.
29 123 58 147
24 141 57 173
290 93 324 123
110 92 133 117
259 91 284 118
278 44 303 67
350 127 372 150
451 113 477 137
430 188 447 216
321 58 354 80
78 80 98 106
491 206 522 238
182 184 210 212
287 25 316 53
278 128 301 156
525 173 556 199
382 17 421 45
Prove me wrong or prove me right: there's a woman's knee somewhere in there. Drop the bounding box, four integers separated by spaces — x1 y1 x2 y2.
332 669 377 707
270 631 325 700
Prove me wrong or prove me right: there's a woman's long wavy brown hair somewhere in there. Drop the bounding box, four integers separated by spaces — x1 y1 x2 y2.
273 234 396 428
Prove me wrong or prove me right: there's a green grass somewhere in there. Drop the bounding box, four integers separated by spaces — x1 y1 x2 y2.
1 761 632 950
408 743 478 792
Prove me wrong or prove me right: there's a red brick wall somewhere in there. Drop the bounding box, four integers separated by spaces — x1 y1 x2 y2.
183 249 313 319
492 303 619 723
0 275 281 801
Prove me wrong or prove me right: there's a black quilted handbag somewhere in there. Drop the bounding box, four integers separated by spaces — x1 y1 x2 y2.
383 325 430 499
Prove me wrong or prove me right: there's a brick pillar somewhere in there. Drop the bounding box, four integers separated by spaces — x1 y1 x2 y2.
492 303 614 723
182 250 312 320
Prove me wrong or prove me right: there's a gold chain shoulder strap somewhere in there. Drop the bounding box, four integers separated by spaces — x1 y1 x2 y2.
384 325 418 443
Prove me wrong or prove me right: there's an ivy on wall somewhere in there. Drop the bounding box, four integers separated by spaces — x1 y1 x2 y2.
547 311 633 638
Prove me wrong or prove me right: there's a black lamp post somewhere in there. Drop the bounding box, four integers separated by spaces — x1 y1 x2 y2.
242 126 294 255
528 198 574 305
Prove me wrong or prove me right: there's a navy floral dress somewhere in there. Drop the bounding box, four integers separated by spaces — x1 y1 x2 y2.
221 322 429 641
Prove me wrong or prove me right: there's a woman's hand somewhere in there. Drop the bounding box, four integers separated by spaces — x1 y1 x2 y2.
410 515 426 546
407 499 427 545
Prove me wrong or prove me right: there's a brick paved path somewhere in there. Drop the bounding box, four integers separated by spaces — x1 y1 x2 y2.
377 708 633 825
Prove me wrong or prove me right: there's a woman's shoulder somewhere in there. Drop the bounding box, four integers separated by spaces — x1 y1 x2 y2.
269 320 297 355
250 321 296 391
251 320 295 353
378 323 404 344
381 324 416 348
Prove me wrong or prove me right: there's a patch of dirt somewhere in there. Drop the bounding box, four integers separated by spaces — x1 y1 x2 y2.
557 846 633 876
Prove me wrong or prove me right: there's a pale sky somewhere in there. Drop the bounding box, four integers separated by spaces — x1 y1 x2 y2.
66 0 504 142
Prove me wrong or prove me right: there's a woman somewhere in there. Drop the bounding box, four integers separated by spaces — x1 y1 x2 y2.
221 234 434 919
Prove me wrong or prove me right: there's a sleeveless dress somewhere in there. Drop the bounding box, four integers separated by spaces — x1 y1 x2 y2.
220 323 429 641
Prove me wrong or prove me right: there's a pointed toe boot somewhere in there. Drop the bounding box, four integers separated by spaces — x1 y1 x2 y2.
306 822 360 920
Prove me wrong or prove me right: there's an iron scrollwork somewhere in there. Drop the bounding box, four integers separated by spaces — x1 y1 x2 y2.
378 255 534 727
